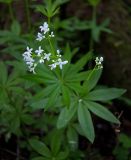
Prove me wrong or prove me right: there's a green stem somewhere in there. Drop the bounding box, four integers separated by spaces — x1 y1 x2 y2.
8 3 15 21
89 6 97 51
48 37 55 56
48 17 51 26
25 0 31 30
86 66 96 83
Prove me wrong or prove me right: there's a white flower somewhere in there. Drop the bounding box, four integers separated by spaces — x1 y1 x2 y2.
56 49 61 58
23 55 34 63
29 63 37 74
35 46 44 56
23 47 37 73
57 49 60 54
39 57 44 63
56 58 68 69
44 53 51 61
23 47 34 64
100 57 103 62
36 32 45 41
95 56 104 68
49 63 57 70
49 31 55 37
23 46 33 55
40 22 49 34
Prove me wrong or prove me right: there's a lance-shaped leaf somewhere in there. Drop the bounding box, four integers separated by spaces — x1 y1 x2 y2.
86 101 120 124
57 102 77 129
78 102 95 143
29 139 51 158
86 88 126 101
61 85 71 107
83 68 102 92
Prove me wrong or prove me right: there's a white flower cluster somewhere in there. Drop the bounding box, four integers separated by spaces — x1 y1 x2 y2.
23 22 68 73
95 57 103 69
36 22 54 41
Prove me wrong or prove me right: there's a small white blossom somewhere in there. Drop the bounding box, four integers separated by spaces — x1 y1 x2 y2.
29 63 37 74
39 57 44 63
49 31 55 37
57 49 60 54
95 57 103 69
40 22 49 34
56 58 68 69
23 46 33 55
56 49 61 57
44 53 51 61
36 32 45 41
49 63 57 70
35 46 44 56
23 56 34 63
23 47 37 73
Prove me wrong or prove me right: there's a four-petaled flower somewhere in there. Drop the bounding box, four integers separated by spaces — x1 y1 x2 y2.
57 58 68 69
36 32 45 41
35 46 44 56
49 63 57 70
44 53 51 61
40 22 49 34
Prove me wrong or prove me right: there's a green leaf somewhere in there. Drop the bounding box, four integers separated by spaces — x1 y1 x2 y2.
70 52 93 73
67 126 78 150
87 0 101 6
11 20 21 35
86 101 120 124
0 0 13 4
10 116 20 133
32 157 47 160
86 88 126 101
63 44 73 62
92 26 100 42
56 151 69 160
31 99 48 110
22 71 56 84
32 84 58 101
45 85 60 110
83 68 102 92
65 71 90 82
21 114 34 125
66 82 83 94
51 130 62 155
119 133 131 148
35 5 48 17
61 85 70 107
57 101 77 129
78 102 95 143
0 62 8 84
63 44 78 63
29 139 51 158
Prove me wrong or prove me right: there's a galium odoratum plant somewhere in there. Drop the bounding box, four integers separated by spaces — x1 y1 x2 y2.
23 21 126 145
23 22 68 73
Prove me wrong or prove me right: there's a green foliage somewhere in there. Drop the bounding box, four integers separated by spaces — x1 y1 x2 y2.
78 102 95 142
90 18 112 42
0 0 14 4
87 0 101 7
0 0 128 159
26 46 125 143
0 20 28 59
29 136 69 160
35 0 69 19
113 133 131 160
